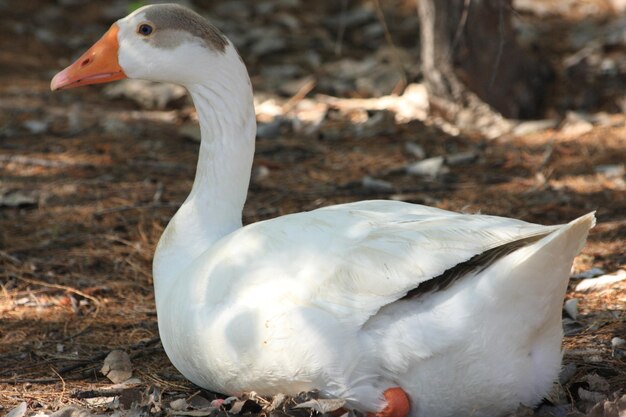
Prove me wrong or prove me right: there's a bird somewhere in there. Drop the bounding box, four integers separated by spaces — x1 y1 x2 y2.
51 4 595 417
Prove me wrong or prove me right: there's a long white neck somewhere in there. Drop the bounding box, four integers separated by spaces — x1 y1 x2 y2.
152 46 256 300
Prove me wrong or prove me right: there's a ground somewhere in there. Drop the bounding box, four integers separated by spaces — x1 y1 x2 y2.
0 0 625 416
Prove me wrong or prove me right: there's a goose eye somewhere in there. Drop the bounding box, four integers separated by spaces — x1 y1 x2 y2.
138 24 154 36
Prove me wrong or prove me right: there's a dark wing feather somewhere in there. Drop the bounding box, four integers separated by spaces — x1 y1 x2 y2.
403 232 550 299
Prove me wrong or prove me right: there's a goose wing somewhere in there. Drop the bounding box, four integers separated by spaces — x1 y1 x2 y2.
188 200 557 326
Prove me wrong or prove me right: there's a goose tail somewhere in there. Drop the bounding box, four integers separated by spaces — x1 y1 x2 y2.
493 211 596 298
536 211 596 263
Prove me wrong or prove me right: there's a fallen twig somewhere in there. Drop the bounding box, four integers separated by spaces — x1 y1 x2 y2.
57 352 109 375
72 388 126 399
17 277 99 305
282 77 316 114
51 367 66 407
0 250 21 264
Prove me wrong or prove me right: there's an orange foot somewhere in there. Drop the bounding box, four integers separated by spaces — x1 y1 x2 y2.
367 387 410 417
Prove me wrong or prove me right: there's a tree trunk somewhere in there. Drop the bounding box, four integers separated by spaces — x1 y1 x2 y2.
417 0 553 135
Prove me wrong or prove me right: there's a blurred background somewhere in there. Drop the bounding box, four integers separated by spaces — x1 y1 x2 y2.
0 0 625 415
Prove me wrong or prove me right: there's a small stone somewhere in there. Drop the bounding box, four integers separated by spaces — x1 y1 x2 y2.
563 298 579 320
23 120 49 134
560 111 594 136
252 165 271 183
513 119 558 136
572 268 605 279
250 37 287 57
611 337 626 359
595 164 624 178
611 337 626 348
406 156 447 178
445 151 478 166
362 176 393 192
405 142 425 159
0 191 38 208
574 270 626 292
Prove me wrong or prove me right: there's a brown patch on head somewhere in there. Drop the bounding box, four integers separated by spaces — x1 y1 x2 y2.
142 4 227 53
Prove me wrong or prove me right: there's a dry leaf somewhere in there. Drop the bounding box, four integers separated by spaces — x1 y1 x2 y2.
187 395 212 409
267 393 287 412
146 385 163 413
584 374 611 392
585 394 626 417
293 398 346 413
170 398 190 411
579 388 608 404
229 399 262 414
101 350 132 384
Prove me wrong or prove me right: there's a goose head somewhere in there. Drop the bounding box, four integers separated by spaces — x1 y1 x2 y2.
51 3 233 90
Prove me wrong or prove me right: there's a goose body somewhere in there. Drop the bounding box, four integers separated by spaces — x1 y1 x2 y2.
157 200 593 417
51 5 595 417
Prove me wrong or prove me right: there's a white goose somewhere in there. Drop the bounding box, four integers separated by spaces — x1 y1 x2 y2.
51 5 594 417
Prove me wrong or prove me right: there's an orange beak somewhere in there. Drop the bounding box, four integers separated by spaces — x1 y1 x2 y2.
51 24 127 91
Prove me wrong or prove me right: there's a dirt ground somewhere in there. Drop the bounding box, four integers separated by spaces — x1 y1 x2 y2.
0 0 625 416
